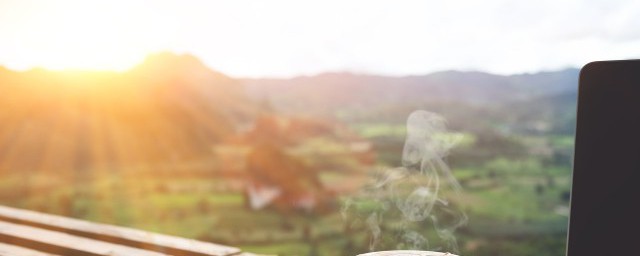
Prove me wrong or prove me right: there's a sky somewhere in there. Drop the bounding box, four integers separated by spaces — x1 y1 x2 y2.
0 0 639 78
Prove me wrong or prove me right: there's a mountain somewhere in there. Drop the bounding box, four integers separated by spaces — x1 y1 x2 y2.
0 53 580 176
242 69 579 129
0 53 257 175
241 68 579 118
132 52 257 123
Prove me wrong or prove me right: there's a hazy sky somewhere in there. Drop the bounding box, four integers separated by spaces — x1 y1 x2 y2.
0 0 639 77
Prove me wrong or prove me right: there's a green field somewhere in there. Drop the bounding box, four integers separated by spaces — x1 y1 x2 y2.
0 127 573 256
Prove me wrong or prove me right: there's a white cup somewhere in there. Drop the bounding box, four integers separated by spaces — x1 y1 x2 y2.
358 251 458 256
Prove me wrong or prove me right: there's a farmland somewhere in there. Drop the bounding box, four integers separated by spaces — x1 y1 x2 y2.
0 54 577 255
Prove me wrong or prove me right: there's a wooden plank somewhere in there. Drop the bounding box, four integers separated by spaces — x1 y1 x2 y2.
0 206 240 256
0 220 168 256
0 243 60 256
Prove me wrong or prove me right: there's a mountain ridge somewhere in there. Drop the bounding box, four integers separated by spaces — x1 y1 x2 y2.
241 67 579 117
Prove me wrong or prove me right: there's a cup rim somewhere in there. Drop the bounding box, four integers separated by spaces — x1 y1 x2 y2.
357 250 458 256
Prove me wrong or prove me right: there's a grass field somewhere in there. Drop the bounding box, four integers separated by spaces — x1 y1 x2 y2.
0 121 573 256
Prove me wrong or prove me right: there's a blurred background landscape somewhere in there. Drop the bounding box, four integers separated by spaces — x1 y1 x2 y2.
0 52 576 255
1 0 638 255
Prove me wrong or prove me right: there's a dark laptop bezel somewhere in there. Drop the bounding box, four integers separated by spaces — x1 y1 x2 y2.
568 59 640 255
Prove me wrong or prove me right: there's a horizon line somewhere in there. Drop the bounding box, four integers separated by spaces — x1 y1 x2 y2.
0 52 581 80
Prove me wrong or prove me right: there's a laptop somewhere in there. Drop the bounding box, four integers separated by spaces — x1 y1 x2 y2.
568 60 640 255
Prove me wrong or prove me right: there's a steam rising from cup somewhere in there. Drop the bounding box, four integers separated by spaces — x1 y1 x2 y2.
343 110 467 254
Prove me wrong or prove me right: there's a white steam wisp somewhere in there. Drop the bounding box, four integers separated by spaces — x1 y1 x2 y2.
343 110 468 253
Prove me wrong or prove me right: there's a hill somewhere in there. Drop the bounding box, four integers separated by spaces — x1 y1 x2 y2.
242 68 579 131
0 53 256 175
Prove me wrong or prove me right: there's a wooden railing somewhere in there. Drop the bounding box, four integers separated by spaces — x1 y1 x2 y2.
0 205 263 256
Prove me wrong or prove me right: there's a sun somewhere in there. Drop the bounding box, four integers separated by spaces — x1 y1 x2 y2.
4 0 178 71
